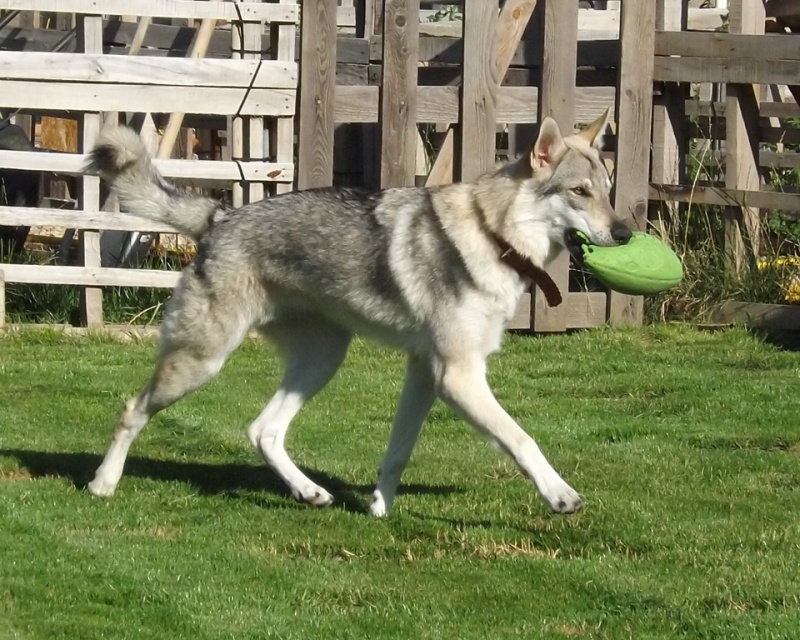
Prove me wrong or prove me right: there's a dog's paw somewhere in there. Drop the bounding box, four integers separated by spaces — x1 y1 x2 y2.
87 477 117 498
544 482 583 514
369 493 389 518
292 484 334 507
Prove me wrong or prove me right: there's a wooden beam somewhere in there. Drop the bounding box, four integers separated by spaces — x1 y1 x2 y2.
380 0 420 188
649 184 800 213
297 0 337 190
271 0 298 195
0 0 299 23
725 0 765 273
532 0 578 333
1 264 180 288
609 0 656 327
77 14 104 329
650 0 686 237
459 0 497 182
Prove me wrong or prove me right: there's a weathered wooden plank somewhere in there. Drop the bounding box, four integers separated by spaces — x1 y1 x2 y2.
0 80 295 116
0 0 298 22
649 184 800 213
650 0 685 237
380 0 420 188
685 99 800 119
725 0 765 273
77 14 104 328
0 206 178 233
610 0 656 326
0 52 297 88
533 0 578 333
654 30 800 60
710 301 800 332
271 1 297 195
1 263 181 288
508 292 608 331
297 0 337 190
654 56 799 85
0 150 293 183
459 0 497 182
333 85 614 125
369 33 617 68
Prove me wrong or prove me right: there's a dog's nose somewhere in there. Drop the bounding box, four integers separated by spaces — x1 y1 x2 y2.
611 223 632 244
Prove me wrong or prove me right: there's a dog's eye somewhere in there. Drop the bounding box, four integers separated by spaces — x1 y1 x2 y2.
571 186 590 197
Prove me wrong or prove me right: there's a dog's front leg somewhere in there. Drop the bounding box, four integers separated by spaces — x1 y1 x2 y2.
370 355 436 517
434 355 583 514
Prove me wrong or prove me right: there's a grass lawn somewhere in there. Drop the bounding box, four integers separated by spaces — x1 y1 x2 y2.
1 324 799 639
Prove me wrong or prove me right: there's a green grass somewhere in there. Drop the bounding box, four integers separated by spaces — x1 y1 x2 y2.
1 325 799 639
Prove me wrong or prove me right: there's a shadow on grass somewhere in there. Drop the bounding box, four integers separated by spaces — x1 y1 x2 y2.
747 327 800 352
0 448 462 515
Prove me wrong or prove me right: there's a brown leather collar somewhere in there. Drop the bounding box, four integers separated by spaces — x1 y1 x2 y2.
491 233 563 307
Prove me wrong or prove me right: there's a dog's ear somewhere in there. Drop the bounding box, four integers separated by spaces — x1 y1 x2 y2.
578 108 610 149
530 117 567 175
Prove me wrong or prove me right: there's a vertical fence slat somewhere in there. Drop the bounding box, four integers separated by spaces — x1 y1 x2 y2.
380 0 420 188
725 0 765 272
459 0 497 182
650 0 687 237
298 0 337 190
244 21 264 203
532 0 577 333
271 0 297 195
77 13 104 328
609 0 656 327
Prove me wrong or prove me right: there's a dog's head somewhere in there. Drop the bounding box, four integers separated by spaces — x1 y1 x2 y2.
505 110 631 264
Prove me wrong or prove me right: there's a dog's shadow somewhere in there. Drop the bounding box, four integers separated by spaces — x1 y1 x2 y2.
0 448 461 515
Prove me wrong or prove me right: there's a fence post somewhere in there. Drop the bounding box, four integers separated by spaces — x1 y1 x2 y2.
650 0 687 239
459 0 498 182
610 0 656 326
531 0 577 333
725 0 765 272
271 0 298 194
298 0 338 190
77 14 104 328
380 0 420 188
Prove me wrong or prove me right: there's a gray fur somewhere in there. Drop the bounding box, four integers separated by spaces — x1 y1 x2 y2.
86 116 628 517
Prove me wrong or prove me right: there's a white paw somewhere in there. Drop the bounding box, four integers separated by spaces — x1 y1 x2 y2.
369 493 388 518
292 484 334 507
543 481 583 514
369 489 393 518
87 477 117 498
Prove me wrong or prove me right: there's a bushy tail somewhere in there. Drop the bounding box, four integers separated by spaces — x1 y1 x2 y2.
84 126 223 240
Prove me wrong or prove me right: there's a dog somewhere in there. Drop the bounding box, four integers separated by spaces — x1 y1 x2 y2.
84 110 631 516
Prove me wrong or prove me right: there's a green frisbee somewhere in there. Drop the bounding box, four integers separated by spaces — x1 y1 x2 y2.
577 232 683 295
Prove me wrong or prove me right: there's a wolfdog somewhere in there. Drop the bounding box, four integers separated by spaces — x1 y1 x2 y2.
85 111 631 516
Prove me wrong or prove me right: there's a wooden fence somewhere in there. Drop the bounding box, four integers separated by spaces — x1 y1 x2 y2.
0 0 298 327
3 0 792 332
648 0 800 275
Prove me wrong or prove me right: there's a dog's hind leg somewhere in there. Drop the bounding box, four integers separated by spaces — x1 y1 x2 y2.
247 319 351 506
88 277 252 497
369 355 436 517
434 354 583 514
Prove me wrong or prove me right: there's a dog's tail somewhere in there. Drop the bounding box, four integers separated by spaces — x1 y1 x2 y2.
84 126 223 241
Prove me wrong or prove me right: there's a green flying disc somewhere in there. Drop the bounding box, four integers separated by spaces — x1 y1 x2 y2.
577 232 683 295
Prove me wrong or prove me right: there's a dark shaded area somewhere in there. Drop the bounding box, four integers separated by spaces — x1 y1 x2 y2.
0 448 461 515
